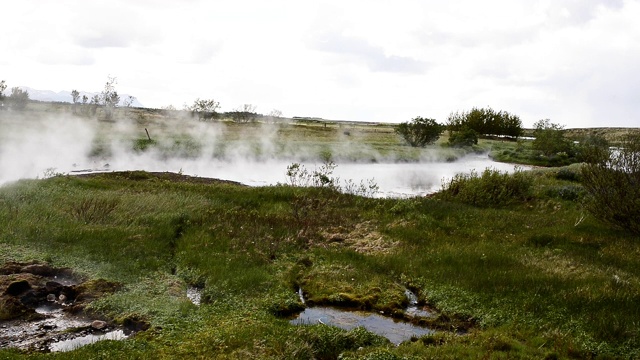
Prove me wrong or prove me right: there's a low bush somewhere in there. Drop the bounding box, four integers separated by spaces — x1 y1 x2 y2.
581 134 640 234
437 168 533 207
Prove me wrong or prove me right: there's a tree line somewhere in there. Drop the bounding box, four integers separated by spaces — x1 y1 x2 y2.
395 107 524 148
0 80 30 111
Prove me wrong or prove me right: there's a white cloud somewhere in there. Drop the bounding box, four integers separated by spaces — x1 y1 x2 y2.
2 0 639 128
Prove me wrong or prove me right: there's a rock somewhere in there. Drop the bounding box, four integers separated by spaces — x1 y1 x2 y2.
47 294 56 302
58 294 67 303
4 280 31 296
45 281 63 293
21 264 54 276
91 320 107 330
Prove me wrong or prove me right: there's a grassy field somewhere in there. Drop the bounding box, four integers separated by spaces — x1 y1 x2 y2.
0 104 639 359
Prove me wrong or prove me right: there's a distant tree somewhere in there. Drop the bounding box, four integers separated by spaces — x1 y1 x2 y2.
82 95 88 104
90 94 100 115
71 90 80 104
123 95 135 107
230 103 258 123
266 109 283 123
100 76 120 120
0 80 6 109
71 90 80 114
189 98 220 120
395 117 443 147
8 87 29 110
532 119 574 157
581 133 640 234
447 107 522 139
576 134 610 164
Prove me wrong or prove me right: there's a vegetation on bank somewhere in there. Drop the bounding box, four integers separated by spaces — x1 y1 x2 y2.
0 149 638 358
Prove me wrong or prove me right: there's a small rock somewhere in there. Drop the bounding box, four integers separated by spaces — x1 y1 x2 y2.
4 280 31 296
91 320 107 330
47 294 56 302
58 294 67 303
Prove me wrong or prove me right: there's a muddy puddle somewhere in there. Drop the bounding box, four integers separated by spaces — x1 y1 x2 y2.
291 288 436 345
0 261 137 352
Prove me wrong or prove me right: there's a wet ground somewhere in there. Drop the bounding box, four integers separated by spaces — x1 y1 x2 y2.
0 261 139 352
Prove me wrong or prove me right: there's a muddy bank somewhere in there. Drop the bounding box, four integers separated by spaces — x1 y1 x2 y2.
0 261 145 352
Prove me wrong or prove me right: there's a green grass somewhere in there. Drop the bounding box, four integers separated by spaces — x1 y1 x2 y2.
0 167 638 359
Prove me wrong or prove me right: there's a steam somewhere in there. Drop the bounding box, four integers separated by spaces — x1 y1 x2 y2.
0 111 525 197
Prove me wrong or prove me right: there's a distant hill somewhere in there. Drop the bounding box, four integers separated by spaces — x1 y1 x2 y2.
17 86 144 108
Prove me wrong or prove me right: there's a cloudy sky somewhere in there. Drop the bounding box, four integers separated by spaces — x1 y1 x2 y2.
2 0 638 128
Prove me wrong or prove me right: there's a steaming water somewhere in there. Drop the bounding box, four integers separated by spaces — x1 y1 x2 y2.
0 154 524 198
0 115 526 197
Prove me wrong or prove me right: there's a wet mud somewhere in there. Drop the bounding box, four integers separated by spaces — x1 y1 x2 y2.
0 261 140 352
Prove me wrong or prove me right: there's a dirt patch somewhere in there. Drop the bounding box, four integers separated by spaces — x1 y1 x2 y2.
0 261 130 352
321 221 398 255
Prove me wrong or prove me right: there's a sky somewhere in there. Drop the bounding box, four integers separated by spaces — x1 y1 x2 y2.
2 0 639 128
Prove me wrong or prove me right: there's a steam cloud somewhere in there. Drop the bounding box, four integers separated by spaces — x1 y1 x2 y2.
0 112 524 197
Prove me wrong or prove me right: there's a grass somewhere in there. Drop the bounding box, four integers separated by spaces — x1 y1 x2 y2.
0 166 638 359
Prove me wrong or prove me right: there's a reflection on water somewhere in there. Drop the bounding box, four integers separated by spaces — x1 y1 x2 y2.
291 307 433 345
59 153 525 198
49 330 128 352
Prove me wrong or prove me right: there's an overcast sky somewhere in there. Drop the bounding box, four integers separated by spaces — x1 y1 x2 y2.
2 0 639 128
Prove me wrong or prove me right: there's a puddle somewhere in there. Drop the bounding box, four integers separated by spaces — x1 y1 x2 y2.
49 330 128 352
291 307 433 345
186 287 202 306
290 287 437 345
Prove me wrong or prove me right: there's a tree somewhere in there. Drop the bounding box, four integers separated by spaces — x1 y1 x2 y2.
447 107 523 139
189 98 220 120
395 117 443 147
0 80 6 109
8 87 29 110
90 94 100 115
71 90 80 114
532 119 574 157
230 103 258 123
581 133 640 234
448 126 478 147
101 76 120 120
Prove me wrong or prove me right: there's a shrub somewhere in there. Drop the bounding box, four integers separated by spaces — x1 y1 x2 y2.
438 168 533 207
555 168 581 182
581 134 640 234
448 127 478 147
395 117 443 147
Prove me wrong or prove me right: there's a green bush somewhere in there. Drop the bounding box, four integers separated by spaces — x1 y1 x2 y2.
448 127 478 147
437 168 533 207
581 134 640 234
395 117 443 147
